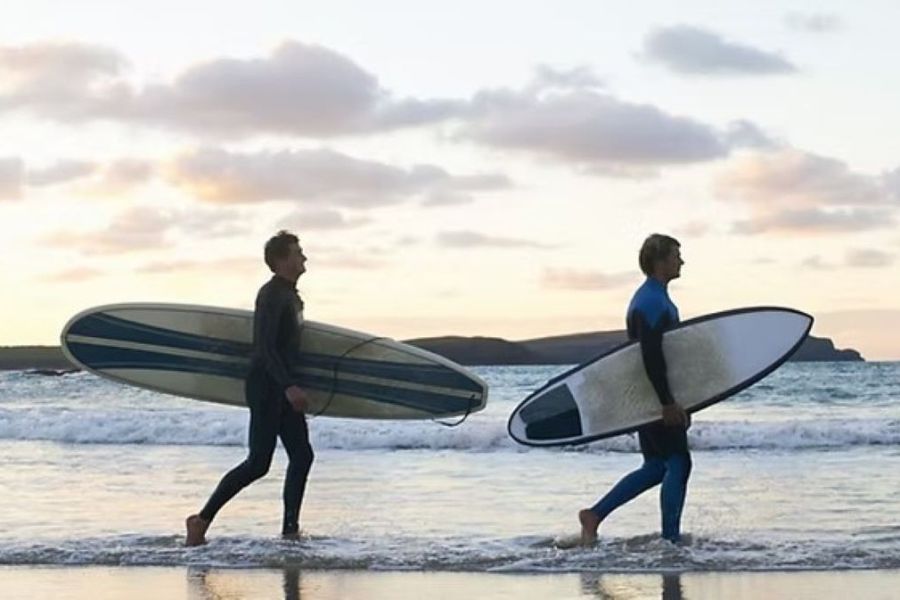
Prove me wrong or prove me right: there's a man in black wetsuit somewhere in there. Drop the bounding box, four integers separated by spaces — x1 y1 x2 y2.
186 230 313 546
579 234 691 545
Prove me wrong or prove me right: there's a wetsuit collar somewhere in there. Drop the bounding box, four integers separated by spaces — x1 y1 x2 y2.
646 276 668 290
272 274 298 291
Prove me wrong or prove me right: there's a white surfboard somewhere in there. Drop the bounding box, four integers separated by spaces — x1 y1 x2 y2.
61 303 488 420
508 307 812 446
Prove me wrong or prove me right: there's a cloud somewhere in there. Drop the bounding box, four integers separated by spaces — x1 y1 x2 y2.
0 42 127 121
785 12 843 33
846 249 895 268
42 266 104 282
718 149 899 235
436 230 554 249
723 120 778 149
459 85 732 170
166 147 508 207
542 268 635 290
85 159 155 196
1 41 768 180
0 41 464 137
41 205 248 255
0 157 24 200
278 209 371 230
137 257 259 274
643 25 797 75
732 208 895 235
673 221 711 237
800 255 834 270
530 64 606 91
797 250 895 270
26 160 97 186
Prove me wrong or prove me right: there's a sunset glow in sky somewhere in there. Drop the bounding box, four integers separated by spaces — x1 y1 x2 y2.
1 1 898 359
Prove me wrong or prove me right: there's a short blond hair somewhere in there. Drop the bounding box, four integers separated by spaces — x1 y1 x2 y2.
639 234 680 276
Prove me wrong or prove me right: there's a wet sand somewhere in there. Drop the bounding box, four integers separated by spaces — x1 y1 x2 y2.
3 567 900 600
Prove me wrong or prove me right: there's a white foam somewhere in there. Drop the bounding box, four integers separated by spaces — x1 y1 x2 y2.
1 404 898 451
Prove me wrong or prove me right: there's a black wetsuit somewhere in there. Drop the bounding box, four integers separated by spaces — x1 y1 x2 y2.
199 275 314 535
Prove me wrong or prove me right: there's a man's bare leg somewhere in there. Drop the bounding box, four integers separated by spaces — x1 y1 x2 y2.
185 514 210 547
579 509 601 546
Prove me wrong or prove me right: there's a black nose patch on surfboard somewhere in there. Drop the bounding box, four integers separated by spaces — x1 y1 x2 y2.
520 384 582 440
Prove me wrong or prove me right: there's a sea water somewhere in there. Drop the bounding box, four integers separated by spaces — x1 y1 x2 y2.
0 362 898 572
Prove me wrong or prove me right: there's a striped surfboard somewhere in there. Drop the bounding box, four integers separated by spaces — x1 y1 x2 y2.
61 303 488 420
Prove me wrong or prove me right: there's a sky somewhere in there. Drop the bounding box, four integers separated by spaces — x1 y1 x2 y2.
1 0 898 359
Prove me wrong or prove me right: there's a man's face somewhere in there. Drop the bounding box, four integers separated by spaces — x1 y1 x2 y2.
661 246 684 281
280 243 307 279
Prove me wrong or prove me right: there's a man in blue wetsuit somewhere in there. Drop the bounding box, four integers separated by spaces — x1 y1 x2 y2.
186 231 313 546
579 233 691 545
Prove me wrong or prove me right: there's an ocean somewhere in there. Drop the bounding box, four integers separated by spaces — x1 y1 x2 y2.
1 362 898 574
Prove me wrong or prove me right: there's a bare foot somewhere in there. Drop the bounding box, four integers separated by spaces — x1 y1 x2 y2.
579 509 601 546
185 514 210 547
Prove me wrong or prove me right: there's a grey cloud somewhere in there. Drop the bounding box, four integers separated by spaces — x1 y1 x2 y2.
42 205 248 255
643 25 797 75
0 42 127 121
732 207 895 235
846 249 895 268
460 87 730 168
43 206 171 254
719 149 900 235
278 209 371 230
436 230 553 249
26 160 97 186
0 41 465 137
530 65 605 91
724 120 778 149
0 157 24 200
884 167 900 200
0 42 123 82
167 147 508 207
542 268 635 290
785 12 843 33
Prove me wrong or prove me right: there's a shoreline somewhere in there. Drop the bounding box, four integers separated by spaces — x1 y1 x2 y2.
0 332 869 373
3 565 900 600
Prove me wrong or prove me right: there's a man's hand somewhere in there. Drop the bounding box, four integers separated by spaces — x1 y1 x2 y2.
285 385 309 413
662 402 690 429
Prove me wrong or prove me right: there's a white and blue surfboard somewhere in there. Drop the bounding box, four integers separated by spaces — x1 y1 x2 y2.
508 307 813 446
61 303 488 420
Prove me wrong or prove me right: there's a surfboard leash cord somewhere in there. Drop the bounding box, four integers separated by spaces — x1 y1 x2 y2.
310 335 478 427
310 335 387 418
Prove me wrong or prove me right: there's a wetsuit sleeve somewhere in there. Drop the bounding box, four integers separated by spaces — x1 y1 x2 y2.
633 312 675 406
256 288 295 391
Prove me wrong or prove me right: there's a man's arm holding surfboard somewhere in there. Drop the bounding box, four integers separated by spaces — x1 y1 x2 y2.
256 288 308 412
632 310 690 429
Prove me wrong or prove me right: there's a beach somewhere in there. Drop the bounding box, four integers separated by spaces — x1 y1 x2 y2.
1 362 899 598
4 567 900 599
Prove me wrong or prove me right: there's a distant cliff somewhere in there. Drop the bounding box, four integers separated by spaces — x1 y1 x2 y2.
0 346 71 371
405 331 863 366
0 332 863 372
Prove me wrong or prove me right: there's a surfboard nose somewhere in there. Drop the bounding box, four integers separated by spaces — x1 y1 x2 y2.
510 384 583 443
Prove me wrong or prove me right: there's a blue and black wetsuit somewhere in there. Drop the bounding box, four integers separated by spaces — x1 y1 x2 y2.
588 277 691 542
199 275 314 535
